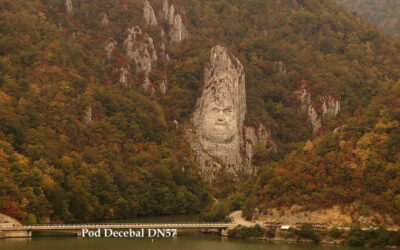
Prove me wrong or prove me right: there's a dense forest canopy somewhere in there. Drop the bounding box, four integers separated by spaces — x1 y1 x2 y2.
0 0 399 225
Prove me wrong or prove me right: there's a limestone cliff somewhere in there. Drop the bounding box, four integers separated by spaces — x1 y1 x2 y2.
65 0 73 14
124 26 157 93
296 80 341 133
245 124 276 168
158 79 168 95
105 41 116 58
275 60 287 76
83 106 92 124
101 13 109 26
143 0 158 26
190 46 246 181
161 0 189 43
170 14 188 44
119 66 129 87
162 0 169 19
321 95 341 121
296 81 322 133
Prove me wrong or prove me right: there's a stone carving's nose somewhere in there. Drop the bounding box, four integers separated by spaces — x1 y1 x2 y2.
217 110 224 121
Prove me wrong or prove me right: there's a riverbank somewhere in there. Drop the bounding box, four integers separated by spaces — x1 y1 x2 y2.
226 210 400 249
227 224 400 249
251 237 400 249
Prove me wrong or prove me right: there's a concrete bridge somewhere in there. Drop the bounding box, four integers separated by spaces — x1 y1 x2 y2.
0 222 236 238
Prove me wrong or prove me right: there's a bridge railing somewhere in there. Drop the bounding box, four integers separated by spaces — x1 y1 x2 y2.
2 222 236 230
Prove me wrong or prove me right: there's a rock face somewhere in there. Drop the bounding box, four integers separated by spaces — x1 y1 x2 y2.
83 106 92 124
170 14 188 44
296 80 341 133
296 81 322 133
124 26 158 93
245 124 276 167
190 46 246 181
119 67 129 87
159 79 167 94
101 13 109 26
105 41 116 58
167 4 175 24
65 0 73 14
143 0 158 26
162 0 169 19
321 96 341 121
275 60 287 76
161 0 188 43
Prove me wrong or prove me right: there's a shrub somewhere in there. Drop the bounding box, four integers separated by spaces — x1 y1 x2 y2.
266 227 276 238
297 224 320 243
348 225 365 246
228 225 265 239
330 227 342 239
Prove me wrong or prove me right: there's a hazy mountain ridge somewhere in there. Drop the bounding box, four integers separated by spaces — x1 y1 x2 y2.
335 0 400 35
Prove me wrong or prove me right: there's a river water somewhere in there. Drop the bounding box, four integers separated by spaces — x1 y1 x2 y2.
0 216 367 250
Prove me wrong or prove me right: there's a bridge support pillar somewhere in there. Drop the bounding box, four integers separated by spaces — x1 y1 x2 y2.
0 230 5 239
219 228 229 237
76 229 82 237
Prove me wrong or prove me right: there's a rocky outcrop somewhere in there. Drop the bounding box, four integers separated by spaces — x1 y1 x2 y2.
190 46 247 181
296 81 322 133
160 29 166 39
83 106 92 124
161 0 189 43
159 42 166 58
124 26 158 93
105 41 116 58
170 14 188 44
143 0 158 26
275 60 287 76
101 13 109 26
167 4 175 24
159 79 167 94
143 79 155 96
162 0 169 19
296 80 341 133
321 96 341 121
119 67 129 87
245 123 276 167
65 0 73 14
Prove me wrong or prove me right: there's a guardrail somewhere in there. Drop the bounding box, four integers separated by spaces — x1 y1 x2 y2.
1 222 236 231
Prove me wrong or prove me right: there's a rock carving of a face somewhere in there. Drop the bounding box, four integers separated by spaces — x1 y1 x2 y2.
191 45 246 179
202 92 237 143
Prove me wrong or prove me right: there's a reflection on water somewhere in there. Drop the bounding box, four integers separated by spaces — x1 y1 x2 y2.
0 216 367 250
0 233 367 250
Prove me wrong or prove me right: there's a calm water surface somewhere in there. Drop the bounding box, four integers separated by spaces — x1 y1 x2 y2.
0 216 368 250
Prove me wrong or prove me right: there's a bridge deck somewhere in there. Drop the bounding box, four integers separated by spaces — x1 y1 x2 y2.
1 222 236 231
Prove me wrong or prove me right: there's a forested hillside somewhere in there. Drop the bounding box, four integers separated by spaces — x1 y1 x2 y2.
335 0 400 36
0 0 399 225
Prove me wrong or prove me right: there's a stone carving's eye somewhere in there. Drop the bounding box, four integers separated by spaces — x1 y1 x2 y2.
212 108 219 112
223 109 232 113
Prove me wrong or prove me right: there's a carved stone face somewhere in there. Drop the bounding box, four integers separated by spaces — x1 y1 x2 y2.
190 46 247 180
202 95 237 143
